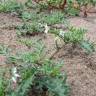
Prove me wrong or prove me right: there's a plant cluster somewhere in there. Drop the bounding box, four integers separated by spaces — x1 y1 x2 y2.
33 0 66 10
16 22 45 36
17 10 66 36
0 0 96 17
40 11 66 25
0 42 70 96
74 0 96 17
50 26 95 54
30 0 96 17
0 0 24 14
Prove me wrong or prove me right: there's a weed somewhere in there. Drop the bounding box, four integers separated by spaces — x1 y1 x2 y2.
18 39 33 49
62 26 86 44
74 0 96 17
80 40 95 54
0 74 5 96
40 11 66 25
0 42 70 96
20 10 40 21
0 0 24 15
25 0 38 9
16 22 45 36
0 44 10 55
8 58 69 96
21 11 32 21
50 26 95 54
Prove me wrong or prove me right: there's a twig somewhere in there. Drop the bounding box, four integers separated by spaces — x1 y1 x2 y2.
49 45 64 59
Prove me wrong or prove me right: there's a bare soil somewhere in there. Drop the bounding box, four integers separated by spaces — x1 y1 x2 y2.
0 11 96 96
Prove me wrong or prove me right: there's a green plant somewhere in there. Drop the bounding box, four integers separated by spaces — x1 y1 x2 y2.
38 0 49 10
80 40 95 53
65 0 96 17
21 11 32 21
76 0 96 6
0 68 9 96
0 44 10 55
50 26 95 54
20 10 40 21
64 0 80 16
74 0 96 17
8 58 69 96
34 0 67 10
40 11 66 25
16 22 45 36
25 0 38 8
0 0 24 14
4 42 70 96
18 39 33 48
47 0 63 6
0 75 5 96
63 26 86 44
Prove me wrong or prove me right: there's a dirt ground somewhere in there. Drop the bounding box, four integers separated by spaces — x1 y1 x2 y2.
0 10 96 96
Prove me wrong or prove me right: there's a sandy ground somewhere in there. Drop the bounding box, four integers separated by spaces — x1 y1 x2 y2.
0 11 96 96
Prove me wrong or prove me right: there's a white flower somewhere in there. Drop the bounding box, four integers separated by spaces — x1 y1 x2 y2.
59 30 66 37
12 67 17 74
14 73 20 78
44 24 50 34
11 67 20 83
12 77 17 83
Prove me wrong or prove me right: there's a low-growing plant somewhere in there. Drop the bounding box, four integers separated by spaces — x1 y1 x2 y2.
21 11 32 21
50 26 95 54
0 44 10 55
16 22 45 36
38 0 49 10
25 0 38 9
32 0 96 17
0 0 24 15
0 74 5 96
33 0 67 10
64 0 80 16
18 39 33 49
21 10 66 24
1 42 70 96
80 40 95 53
20 10 40 21
8 57 69 96
0 68 10 96
62 26 86 45
40 11 66 25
